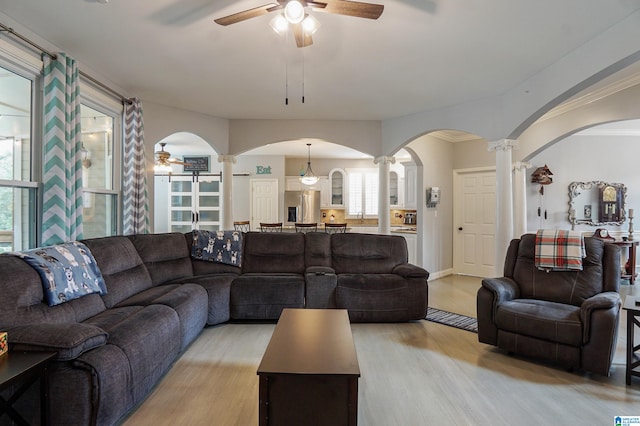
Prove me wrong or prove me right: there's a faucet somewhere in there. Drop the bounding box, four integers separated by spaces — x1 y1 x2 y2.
357 211 364 223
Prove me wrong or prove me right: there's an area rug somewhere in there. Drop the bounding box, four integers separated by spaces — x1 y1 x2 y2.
425 307 478 333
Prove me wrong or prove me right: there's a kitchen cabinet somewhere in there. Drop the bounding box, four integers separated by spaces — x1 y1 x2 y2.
329 168 346 207
286 176 303 191
403 233 417 264
319 176 331 208
169 176 220 232
403 162 417 209
390 171 399 206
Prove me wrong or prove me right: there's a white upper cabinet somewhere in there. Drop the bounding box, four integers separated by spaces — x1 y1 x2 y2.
403 162 417 209
329 168 346 207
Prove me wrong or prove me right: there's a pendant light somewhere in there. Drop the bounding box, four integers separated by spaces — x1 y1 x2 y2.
300 143 319 185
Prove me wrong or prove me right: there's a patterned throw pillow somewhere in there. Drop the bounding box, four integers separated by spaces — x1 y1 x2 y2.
14 241 107 306
191 229 242 267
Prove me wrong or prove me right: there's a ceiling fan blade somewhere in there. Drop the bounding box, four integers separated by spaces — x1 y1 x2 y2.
312 0 383 20
292 24 313 48
214 3 281 26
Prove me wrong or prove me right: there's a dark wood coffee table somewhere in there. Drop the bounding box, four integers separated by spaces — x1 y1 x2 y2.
257 308 360 426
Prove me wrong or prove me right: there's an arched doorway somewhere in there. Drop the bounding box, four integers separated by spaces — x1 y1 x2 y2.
153 132 219 233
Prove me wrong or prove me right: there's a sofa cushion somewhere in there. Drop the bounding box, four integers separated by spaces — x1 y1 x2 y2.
129 233 194 285
495 299 582 346
331 233 408 274
230 273 305 319
84 304 181 403
191 229 243 266
170 274 235 325
241 232 305 274
7 323 107 360
17 242 107 306
305 232 332 267
512 234 606 306
336 273 423 322
82 236 153 308
115 283 208 351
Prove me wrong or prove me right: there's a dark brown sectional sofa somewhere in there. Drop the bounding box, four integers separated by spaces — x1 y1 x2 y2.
0 231 428 425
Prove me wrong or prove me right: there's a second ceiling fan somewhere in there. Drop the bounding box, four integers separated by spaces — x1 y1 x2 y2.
214 0 384 47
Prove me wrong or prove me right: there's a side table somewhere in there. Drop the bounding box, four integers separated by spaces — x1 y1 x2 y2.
623 296 640 385
613 241 638 284
0 351 57 425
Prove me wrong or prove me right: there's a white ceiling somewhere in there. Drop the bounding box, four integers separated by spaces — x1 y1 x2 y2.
1 0 640 122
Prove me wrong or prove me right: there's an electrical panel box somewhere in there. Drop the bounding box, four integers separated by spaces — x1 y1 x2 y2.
426 187 440 207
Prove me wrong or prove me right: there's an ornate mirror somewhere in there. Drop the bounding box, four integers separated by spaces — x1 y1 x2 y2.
568 181 627 226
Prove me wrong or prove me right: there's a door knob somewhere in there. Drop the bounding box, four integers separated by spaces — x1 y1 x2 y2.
458 227 463 231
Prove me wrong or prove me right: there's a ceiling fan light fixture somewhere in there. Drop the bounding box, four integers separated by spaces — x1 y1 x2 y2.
284 1 305 24
301 14 320 35
154 163 173 173
299 143 319 185
270 14 289 34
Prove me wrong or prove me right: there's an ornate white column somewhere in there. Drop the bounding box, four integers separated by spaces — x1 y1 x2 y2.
513 161 531 238
375 156 395 235
488 139 518 277
218 155 236 230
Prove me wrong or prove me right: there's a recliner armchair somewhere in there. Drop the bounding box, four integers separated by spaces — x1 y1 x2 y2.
477 233 621 375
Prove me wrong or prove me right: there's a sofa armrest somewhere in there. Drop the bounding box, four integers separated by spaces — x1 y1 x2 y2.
580 291 622 343
392 264 429 279
480 277 520 303
7 323 108 361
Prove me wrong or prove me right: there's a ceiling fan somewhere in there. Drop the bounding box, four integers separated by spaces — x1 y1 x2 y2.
214 0 384 48
154 142 187 172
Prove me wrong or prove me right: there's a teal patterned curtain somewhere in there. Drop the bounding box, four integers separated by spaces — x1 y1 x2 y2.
122 98 150 234
42 53 83 245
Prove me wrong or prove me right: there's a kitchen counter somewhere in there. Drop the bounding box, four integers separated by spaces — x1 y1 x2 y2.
391 227 416 234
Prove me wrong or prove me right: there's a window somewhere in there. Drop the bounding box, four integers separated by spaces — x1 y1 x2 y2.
346 168 378 217
80 104 119 238
0 64 37 251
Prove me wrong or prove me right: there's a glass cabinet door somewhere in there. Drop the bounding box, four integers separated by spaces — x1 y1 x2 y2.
330 169 345 207
389 171 399 206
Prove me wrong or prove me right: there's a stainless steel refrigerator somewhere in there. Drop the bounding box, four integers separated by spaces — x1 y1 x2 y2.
284 190 321 224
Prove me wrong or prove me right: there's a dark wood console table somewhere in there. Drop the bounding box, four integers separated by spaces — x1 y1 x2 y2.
613 240 638 284
257 309 360 426
0 351 57 425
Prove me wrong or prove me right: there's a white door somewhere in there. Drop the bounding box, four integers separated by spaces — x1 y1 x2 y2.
453 169 496 277
251 179 279 228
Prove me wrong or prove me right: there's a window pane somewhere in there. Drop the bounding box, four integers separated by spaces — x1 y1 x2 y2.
199 180 219 193
0 186 37 252
0 66 32 181
364 171 379 215
81 105 113 190
347 172 362 216
82 193 118 239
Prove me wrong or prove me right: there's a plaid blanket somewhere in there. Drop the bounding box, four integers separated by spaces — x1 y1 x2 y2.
534 229 586 271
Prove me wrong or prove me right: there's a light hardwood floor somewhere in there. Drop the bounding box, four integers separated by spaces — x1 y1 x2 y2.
123 275 640 425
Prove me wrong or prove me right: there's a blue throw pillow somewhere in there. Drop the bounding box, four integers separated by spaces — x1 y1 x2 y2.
14 241 107 306
191 229 242 267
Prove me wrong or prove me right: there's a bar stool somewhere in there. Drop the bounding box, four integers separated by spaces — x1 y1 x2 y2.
233 221 250 232
295 223 318 233
324 223 347 234
260 222 283 232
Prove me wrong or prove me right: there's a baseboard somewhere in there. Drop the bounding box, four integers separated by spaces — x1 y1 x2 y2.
429 268 454 280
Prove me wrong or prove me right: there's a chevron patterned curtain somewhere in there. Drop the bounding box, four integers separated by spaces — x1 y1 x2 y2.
42 53 83 246
122 98 150 235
